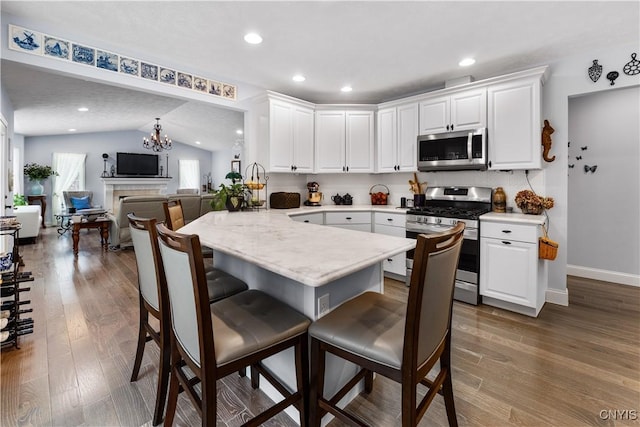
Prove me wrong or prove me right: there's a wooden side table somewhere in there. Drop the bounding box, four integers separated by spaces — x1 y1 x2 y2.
27 195 46 228
72 218 110 255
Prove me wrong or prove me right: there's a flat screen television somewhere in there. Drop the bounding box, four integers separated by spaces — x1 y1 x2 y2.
116 152 159 176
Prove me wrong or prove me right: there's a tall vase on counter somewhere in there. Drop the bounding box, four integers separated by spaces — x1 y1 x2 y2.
24 163 58 195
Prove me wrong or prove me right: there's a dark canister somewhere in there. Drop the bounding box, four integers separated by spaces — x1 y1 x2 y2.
413 194 426 207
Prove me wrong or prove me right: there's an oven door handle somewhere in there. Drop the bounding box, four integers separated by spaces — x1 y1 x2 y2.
407 223 455 234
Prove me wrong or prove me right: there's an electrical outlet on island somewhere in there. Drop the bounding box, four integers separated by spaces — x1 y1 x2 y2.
318 294 330 317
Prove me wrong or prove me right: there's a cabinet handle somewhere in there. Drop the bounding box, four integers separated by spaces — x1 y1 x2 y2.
304 220 310 223
446 124 450 131
387 218 393 222
501 230 512 233
291 165 294 171
488 160 492 168
346 166 349 172
501 241 512 245
346 217 352 220
451 124 454 131
342 166 345 172
387 259 393 262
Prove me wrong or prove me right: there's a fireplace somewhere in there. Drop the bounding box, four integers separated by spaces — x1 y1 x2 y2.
102 178 171 215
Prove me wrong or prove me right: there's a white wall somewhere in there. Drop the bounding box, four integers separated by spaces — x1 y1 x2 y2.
568 86 639 283
543 42 640 297
23 130 213 224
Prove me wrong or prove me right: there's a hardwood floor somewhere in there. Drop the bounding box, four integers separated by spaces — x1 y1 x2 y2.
1 227 639 426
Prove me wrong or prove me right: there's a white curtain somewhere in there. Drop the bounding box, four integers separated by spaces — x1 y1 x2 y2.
179 159 200 190
52 153 86 216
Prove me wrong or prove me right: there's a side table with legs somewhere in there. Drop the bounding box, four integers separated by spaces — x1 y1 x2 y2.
27 195 46 228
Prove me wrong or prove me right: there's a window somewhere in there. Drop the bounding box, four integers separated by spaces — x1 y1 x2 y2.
179 159 200 191
52 153 86 215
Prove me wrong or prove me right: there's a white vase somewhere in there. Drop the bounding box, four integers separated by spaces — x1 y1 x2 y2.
30 180 44 195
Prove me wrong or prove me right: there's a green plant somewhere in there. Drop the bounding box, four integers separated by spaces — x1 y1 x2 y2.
210 172 246 211
24 163 58 181
13 194 27 206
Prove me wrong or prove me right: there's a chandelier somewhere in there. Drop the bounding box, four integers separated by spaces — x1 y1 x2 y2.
143 118 172 152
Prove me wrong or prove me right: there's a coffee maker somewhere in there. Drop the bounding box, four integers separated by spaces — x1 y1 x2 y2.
304 181 322 206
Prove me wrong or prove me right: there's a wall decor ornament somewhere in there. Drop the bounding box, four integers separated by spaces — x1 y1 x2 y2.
177 72 193 89
584 164 598 173
588 59 602 82
581 146 588 150
623 53 640 75
541 119 555 162
606 71 619 85
159 67 176 84
119 57 139 76
576 156 582 160
96 50 118 71
140 62 159 81
72 43 95 65
568 164 575 168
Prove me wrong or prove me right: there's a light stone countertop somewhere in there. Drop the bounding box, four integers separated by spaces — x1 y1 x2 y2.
179 209 415 287
480 211 547 226
282 204 409 215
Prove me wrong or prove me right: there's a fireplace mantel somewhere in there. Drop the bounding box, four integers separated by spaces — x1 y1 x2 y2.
102 177 172 213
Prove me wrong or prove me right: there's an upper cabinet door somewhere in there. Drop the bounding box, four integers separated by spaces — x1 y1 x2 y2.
487 77 541 170
451 88 486 131
419 96 450 134
269 100 295 172
292 105 315 173
376 108 397 173
315 110 346 173
396 103 418 171
345 111 374 173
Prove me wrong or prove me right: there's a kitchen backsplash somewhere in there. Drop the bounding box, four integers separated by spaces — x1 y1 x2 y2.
265 169 544 210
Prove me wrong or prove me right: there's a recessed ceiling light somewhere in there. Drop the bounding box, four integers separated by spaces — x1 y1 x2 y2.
292 74 306 82
341 86 353 93
68 128 77 132
244 32 263 44
459 58 476 67
195 141 201 145
77 107 89 112
236 129 244 135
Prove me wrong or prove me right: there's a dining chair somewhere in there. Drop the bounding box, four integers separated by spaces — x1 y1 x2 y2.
127 213 249 425
155 223 311 427
162 199 214 259
308 222 465 427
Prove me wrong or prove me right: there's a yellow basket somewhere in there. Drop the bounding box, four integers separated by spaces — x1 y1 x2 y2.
539 237 558 260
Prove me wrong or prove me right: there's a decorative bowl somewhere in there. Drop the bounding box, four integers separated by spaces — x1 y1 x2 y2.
246 182 265 190
250 199 266 207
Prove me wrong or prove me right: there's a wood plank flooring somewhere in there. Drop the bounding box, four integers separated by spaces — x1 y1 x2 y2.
1 226 638 426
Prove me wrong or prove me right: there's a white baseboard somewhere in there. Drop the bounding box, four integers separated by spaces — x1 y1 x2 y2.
567 265 640 287
545 288 569 306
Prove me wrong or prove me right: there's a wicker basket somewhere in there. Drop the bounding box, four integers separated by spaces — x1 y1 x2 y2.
369 184 389 205
539 236 558 260
269 192 301 209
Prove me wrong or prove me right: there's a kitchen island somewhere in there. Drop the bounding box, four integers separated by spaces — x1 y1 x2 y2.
180 210 415 423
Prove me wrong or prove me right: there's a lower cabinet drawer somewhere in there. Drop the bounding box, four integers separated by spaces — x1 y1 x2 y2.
325 211 372 225
481 221 538 243
291 213 323 225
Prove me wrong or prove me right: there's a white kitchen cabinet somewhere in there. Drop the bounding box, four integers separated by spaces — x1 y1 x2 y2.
373 212 407 277
418 88 486 135
480 218 547 317
487 76 542 170
315 110 374 173
377 103 418 172
269 98 315 173
291 212 323 225
324 211 372 232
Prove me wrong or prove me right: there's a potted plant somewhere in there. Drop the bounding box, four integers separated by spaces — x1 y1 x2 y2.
210 171 246 211
515 190 554 214
13 194 27 206
24 162 58 195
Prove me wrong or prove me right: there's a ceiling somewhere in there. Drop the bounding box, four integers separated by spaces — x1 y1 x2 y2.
2 1 639 152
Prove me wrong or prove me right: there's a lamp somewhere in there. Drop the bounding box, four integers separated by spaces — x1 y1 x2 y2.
101 153 109 177
143 118 172 152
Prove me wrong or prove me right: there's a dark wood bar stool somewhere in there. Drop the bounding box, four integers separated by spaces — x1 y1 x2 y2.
127 214 249 425
309 222 465 427
155 223 311 427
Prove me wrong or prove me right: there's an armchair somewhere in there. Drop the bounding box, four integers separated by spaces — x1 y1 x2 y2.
63 191 96 211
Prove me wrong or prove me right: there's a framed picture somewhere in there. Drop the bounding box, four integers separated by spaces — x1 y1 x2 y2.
231 160 241 174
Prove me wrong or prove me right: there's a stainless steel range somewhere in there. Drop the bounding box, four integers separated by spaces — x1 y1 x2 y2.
405 186 493 305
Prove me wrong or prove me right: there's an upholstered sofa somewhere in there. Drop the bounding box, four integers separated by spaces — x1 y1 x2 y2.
108 194 215 248
13 205 42 242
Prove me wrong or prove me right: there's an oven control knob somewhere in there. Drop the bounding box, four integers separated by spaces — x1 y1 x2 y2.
436 218 442 224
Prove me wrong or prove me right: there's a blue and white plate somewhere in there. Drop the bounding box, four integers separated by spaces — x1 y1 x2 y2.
140 62 158 81
96 50 118 71
44 36 69 59
159 67 176 84
177 72 193 89
119 57 139 76
72 43 95 65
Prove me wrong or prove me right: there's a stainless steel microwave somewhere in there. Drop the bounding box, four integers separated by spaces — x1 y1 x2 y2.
417 128 487 171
